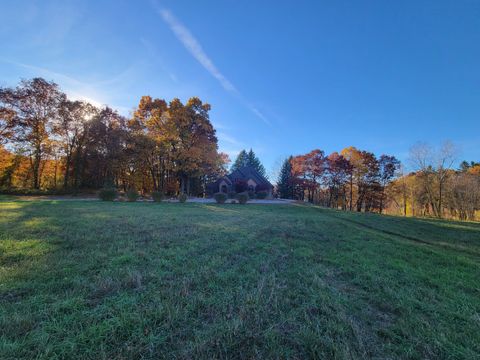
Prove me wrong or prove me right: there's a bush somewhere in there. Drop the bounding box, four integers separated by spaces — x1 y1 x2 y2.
227 191 237 199
151 191 163 202
236 192 249 204
214 192 227 204
126 189 139 202
99 188 116 201
256 191 268 199
178 193 188 203
247 190 255 199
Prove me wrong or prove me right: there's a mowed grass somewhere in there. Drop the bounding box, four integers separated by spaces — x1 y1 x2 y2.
0 200 479 359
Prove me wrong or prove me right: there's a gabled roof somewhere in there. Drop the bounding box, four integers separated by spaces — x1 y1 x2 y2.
227 166 272 188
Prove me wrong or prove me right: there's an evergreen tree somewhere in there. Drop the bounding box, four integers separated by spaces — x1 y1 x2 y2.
231 150 248 171
277 156 293 199
246 148 267 177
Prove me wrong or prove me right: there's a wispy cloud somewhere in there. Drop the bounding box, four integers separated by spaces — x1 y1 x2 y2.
152 2 270 126
157 8 236 93
250 106 270 125
0 58 130 115
217 132 244 147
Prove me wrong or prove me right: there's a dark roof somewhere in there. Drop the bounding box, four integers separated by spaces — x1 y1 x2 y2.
227 166 272 188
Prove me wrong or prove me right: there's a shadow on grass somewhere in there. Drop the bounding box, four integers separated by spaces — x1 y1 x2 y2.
313 206 480 258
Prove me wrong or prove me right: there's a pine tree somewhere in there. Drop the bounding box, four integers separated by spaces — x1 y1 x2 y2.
246 149 267 177
277 156 293 199
231 149 267 177
231 150 248 171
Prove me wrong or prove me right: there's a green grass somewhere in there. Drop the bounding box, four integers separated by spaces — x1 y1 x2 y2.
1 200 479 359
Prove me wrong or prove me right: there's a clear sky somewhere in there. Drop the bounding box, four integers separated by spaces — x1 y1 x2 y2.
1 0 479 177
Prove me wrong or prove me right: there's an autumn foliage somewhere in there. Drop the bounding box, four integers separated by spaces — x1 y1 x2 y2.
278 147 399 213
0 78 229 196
278 144 479 220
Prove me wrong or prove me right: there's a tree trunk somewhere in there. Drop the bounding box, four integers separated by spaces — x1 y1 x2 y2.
438 180 443 218
32 145 42 189
64 153 71 189
379 187 385 214
349 174 353 211
53 156 58 189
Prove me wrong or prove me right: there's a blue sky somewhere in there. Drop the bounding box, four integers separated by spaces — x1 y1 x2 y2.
1 0 479 177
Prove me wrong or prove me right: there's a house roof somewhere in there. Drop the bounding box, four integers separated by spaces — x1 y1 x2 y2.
227 166 272 188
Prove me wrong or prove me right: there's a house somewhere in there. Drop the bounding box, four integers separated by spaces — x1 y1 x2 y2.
208 166 273 196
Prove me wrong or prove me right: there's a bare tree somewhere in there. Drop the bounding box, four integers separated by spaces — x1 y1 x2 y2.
436 141 457 217
409 141 457 218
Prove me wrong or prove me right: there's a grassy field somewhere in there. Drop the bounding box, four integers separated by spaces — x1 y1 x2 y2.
0 199 479 359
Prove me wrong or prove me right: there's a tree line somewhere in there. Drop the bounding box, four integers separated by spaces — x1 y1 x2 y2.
1 77 478 220
0 78 228 195
276 144 479 220
388 143 480 221
276 147 400 213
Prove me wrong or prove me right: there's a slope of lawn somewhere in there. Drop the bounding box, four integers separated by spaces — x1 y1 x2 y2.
0 199 479 359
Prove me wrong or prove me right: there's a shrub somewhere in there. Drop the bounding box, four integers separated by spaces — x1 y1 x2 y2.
236 192 249 204
99 187 116 201
126 189 139 202
256 191 268 199
178 193 188 203
214 192 227 204
151 191 163 202
228 191 237 199
230 199 238 204
247 190 255 199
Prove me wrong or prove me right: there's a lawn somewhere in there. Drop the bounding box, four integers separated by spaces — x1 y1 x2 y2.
0 200 479 359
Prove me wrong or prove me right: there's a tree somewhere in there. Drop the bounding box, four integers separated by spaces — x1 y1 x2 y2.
459 160 480 172
0 107 15 144
170 97 220 195
55 100 97 189
355 151 380 212
340 146 363 211
325 152 350 209
446 172 480 220
303 149 325 202
231 150 248 171
290 150 326 202
0 78 65 189
378 154 400 213
246 149 267 178
81 107 128 189
129 95 168 192
277 156 293 199
409 141 456 218
231 148 267 178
